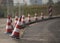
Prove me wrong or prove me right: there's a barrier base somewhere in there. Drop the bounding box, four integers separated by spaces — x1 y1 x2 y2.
4 32 12 34
10 35 20 39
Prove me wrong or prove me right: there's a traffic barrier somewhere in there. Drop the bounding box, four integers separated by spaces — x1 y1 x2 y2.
10 17 22 39
21 15 25 24
14 16 18 26
27 13 31 22
48 5 52 18
41 12 44 19
5 15 13 34
34 13 38 21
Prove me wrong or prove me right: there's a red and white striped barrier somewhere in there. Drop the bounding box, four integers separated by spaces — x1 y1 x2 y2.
14 16 18 26
21 15 25 24
27 13 31 22
10 17 22 39
34 13 38 21
48 5 52 17
5 15 13 34
40 12 44 19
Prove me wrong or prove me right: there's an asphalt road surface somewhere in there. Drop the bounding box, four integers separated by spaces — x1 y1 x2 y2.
0 18 60 43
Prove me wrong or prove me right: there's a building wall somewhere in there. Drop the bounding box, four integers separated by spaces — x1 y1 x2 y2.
1 0 13 6
30 0 42 5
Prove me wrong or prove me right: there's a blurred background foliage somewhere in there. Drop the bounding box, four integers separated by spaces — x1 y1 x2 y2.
0 1 60 18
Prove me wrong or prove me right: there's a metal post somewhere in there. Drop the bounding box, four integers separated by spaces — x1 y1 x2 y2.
19 2 20 16
7 0 9 16
18 0 21 16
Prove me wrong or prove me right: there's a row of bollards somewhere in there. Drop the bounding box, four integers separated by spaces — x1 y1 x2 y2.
5 12 45 39
4 4 53 39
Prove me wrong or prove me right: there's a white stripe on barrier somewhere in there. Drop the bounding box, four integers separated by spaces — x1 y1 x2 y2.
16 21 22 25
6 25 12 29
7 19 11 23
13 27 20 32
